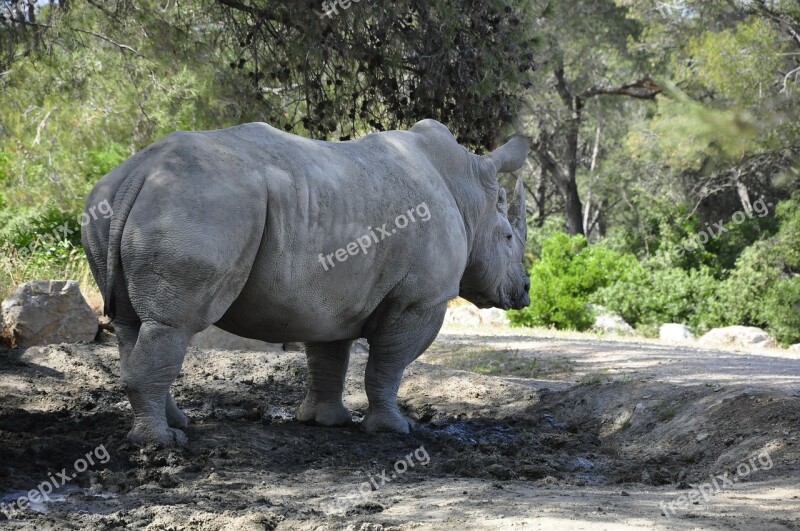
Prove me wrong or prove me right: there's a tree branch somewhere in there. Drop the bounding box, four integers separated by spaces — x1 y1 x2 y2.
215 0 260 16
580 77 662 100
12 20 142 56
553 62 574 107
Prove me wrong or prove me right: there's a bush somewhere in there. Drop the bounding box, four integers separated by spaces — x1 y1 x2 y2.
0 207 83 251
508 233 636 330
592 261 721 332
763 276 800 345
711 194 800 344
85 143 128 180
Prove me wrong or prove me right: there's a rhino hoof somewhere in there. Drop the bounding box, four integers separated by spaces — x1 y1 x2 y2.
360 411 410 434
296 400 352 426
127 425 188 447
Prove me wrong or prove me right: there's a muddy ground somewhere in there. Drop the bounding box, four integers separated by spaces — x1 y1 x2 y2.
0 325 798 530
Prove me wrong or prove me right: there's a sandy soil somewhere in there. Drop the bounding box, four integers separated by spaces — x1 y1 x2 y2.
0 325 798 530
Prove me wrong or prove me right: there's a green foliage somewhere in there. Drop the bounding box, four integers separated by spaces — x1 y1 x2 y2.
526 215 567 258
592 261 721 332
509 234 637 330
683 17 786 107
1 0 798 349
711 194 800 344
86 143 128 180
763 277 800 346
514 195 800 342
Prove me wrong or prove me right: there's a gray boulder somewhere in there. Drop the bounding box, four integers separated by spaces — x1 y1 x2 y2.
589 304 633 334
698 326 777 349
659 323 695 342
1 280 98 347
444 305 510 327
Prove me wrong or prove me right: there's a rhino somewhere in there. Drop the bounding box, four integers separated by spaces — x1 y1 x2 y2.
82 119 530 446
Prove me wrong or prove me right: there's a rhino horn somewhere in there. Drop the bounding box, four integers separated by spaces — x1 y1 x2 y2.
508 177 527 234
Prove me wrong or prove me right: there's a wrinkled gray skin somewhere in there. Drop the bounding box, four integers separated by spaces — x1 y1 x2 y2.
82 119 530 446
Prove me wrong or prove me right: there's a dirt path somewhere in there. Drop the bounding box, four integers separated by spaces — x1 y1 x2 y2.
0 325 798 530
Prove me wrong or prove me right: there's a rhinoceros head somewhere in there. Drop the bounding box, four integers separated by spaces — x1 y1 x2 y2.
459 136 530 310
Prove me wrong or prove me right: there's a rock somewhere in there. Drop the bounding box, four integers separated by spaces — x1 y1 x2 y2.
588 304 633 335
478 307 511 326
1 280 98 347
789 344 800 352
698 326 777 349
659 323 695 342
444 305 510 327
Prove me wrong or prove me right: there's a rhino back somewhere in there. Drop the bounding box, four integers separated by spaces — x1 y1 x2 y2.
96 123 466 341
212 124 468 341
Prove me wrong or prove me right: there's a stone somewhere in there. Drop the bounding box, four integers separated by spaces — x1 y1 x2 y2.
444 305 510 327
589 304 633 334
788 343 800 352
1 280 98 347
659 323 695 342
698 326 777 349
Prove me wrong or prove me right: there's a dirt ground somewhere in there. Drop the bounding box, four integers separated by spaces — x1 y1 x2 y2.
0 324 798 530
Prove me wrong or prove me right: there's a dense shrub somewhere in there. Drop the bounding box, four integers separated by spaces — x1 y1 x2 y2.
592 261 721 332
508 234 637 330
513 195 800 345
712 195 800 344
764 276 800 345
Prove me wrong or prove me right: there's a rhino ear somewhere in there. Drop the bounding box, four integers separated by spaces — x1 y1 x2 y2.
508 177 527 234
484 135 530 174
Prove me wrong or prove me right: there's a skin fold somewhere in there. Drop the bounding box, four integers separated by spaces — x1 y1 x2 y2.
82 118 530 446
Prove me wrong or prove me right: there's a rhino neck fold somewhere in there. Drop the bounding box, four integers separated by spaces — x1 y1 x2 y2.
442 152 496 278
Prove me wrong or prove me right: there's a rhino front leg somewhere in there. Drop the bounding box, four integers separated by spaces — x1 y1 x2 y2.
121 320 189 446
362 303 447 433
296 340 353 426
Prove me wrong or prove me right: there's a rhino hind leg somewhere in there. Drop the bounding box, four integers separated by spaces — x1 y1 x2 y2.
361 303 447 433
120 320 190 447
296 340 353 426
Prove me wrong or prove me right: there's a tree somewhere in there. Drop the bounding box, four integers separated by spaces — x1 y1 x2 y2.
210 0 539 149
522 0 661 236
622 0 800 228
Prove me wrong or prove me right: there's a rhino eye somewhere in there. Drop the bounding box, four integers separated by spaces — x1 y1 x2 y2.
505 233 513 242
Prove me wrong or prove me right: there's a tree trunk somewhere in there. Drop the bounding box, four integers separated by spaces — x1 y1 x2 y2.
535 167 548 228
562 101 585 236
563 179 585 236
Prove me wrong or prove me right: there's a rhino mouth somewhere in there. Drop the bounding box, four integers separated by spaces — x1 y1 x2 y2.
497 290 512 311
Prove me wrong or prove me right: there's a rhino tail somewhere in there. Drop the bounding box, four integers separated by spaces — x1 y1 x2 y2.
104 170 147 319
